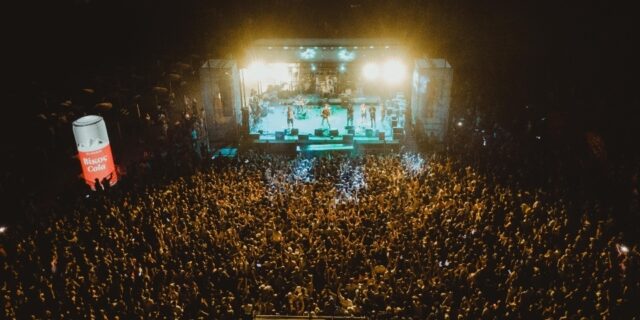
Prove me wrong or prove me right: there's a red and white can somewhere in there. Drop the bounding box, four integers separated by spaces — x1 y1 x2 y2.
72 115 118 190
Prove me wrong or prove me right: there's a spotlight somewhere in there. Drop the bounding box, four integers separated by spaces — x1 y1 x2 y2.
246 61 268 80
270 63 290 83
311 64 317 72
0 226 6 234
339 64 346 73
382 59 406 85
362 63 380 81
300 48 316 60
338 49 356 61
457 121 463 127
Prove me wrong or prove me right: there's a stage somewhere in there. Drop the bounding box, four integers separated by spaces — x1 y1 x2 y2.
243 94 404 155
250 101 402 139
200 39 452 152
246 136 402 156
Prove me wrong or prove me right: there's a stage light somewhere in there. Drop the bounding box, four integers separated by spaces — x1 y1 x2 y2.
300 48 316 60
246 61 268 80
339 64 346 73
362 63 380 81
382 59 407 85
457 121 463 127
311 64 317 72
0 226 6 234
338 49 355 61
270 63 290 83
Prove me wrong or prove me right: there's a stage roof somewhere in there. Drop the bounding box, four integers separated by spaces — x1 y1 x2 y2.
246 38 408 64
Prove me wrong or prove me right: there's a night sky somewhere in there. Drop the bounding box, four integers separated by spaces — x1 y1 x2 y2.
2 0 638 159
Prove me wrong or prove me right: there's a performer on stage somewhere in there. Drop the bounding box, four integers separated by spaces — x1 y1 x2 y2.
287 105 294 129
369 103 377 128
346 102 354 126
321 103 331 128
294 96 307 119
294 96 304 113
360 103 367 124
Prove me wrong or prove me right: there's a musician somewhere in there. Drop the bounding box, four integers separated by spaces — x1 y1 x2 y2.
360 103 367 124
287 105 294 129
369 104 377 128
294 96 307 119
321 103 331 128
346 102 354 126
381 100 387 123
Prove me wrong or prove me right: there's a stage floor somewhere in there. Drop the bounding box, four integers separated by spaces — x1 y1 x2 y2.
250 103 400 140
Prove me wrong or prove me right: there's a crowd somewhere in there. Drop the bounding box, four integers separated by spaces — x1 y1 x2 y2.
1 149 639 319
0 54 212 229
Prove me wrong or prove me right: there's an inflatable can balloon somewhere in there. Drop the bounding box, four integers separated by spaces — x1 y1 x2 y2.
72 115 118 190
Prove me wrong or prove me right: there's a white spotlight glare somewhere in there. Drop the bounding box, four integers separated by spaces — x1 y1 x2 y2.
270 63 290 83
246 61 268 80
362 63 380 81
383 59 407 85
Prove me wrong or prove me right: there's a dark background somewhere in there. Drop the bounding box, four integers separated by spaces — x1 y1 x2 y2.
3 0 637 145
0 0 638 215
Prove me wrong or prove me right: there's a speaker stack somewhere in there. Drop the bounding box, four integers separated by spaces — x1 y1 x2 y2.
392 127 404 140
365 128 374 137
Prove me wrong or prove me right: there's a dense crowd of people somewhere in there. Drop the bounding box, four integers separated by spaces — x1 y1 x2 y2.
2 148 639 319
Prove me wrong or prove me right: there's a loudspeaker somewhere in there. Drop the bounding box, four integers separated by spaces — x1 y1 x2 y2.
343 134 354 143
298 134 309 141
330 129 339 137
291 128 299 135
393 132 405 140
378 131 385 140
393 127 404 134
391 119 398 127
365 128 374 137
275 131 285 140
249 133 260 140
315 128 324 136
